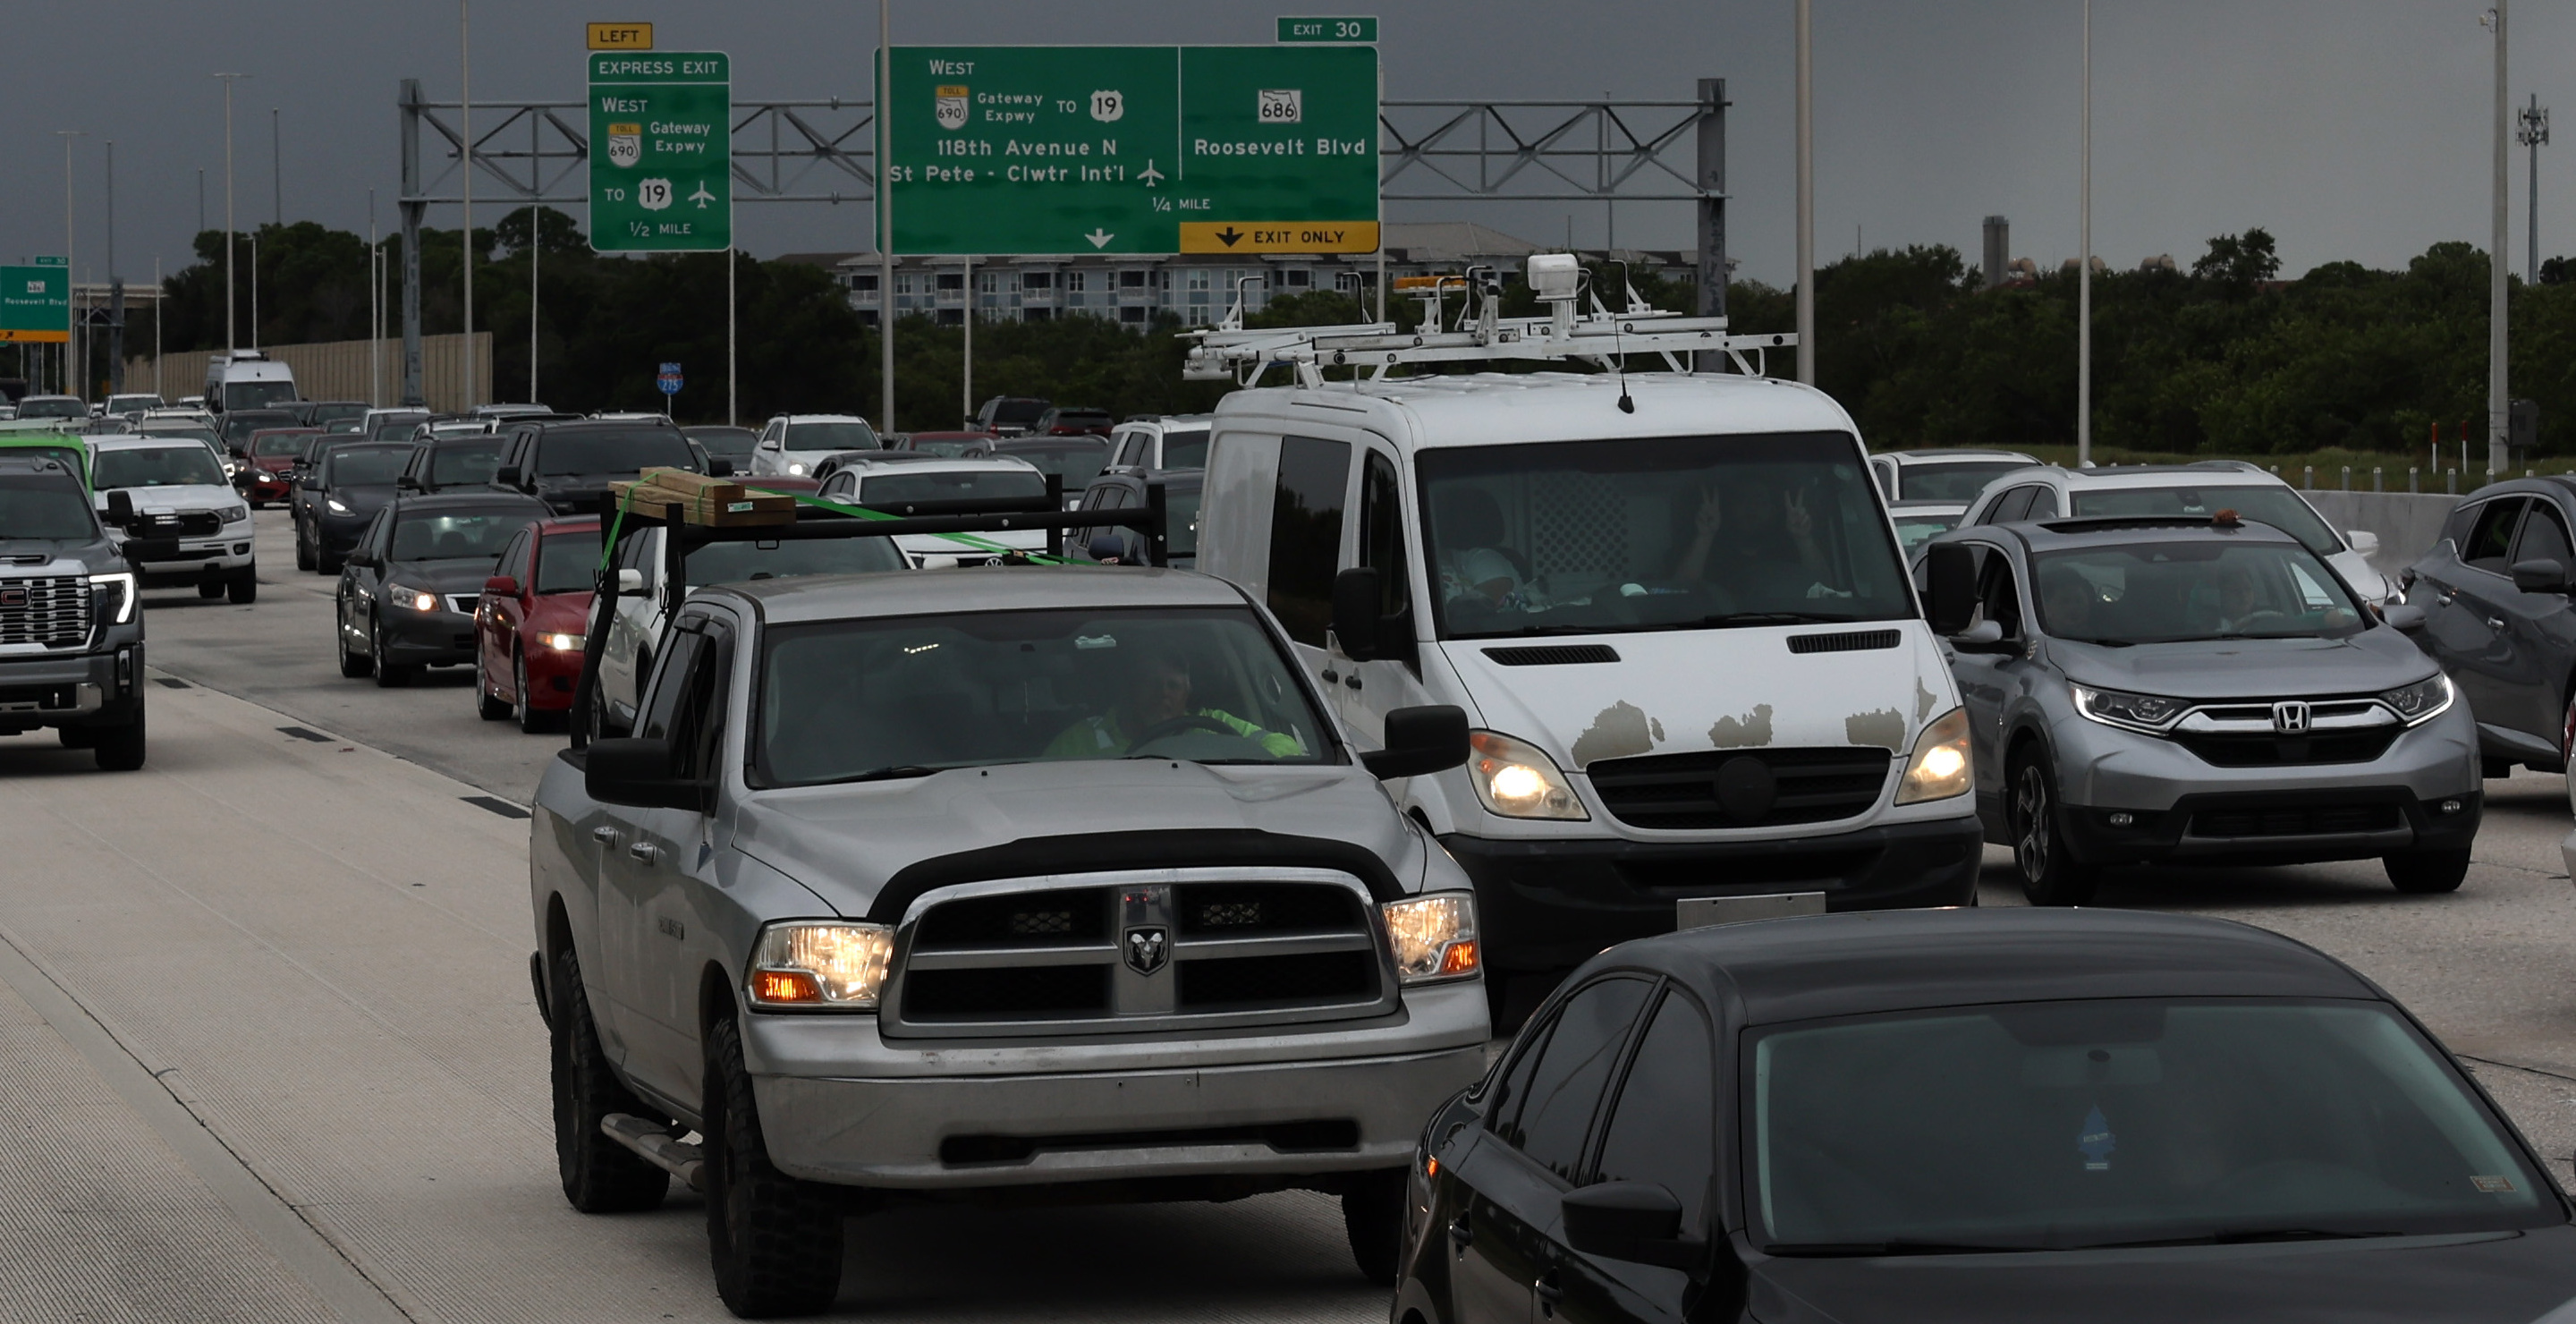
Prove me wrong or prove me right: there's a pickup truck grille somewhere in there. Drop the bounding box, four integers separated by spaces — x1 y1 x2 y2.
886 870 1393 1039
1585 747 1893 830
0 576 91 649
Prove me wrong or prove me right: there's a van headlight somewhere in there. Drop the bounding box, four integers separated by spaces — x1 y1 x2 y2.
1895 707 1973 804
1383 893 1479 983
2381 673 2453 726
2070 683 2190 733
1468 730 1589 820
747 921 894 1009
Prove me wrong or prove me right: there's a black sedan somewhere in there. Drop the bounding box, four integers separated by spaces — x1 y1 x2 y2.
335 492 548 686
297 442 414 573
1396 908 2576 1324
2402 476 2576 777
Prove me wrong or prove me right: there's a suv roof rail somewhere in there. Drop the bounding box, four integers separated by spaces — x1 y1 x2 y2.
2029 514 2283 536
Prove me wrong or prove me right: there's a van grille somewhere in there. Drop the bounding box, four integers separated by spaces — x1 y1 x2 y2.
888 873 1390 1038
1787 630 1902 654
0 576 91 649
1586 747 1893 830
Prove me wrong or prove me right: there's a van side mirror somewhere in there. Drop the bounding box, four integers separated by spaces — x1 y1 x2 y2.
1562 1183 1703 1269
1086 533 1129 564
1360 705 1469 780
496 465 524 488
2512 558 2569 594
585 737 707 811
104 489 134 528
1924 543 1977 634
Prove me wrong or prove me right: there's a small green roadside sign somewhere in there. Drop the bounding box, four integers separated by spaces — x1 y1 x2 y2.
1276 17 1377 43
0 258 69 344
588 51 732 252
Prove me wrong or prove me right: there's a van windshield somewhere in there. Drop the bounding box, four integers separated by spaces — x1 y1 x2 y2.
222 380 299 410
1418 432 1911 640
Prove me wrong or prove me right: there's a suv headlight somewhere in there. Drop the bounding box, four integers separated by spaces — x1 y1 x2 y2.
2070 683 2190 733
2381 673 2453 726
87 572 135 624
1383 893 1479 983
390 586 441 612
1894 708 1973 803
747 921 894 1009
1468 730 1588 820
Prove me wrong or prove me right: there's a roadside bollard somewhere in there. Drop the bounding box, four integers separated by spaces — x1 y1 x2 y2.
2373 467 2383 493
2410 466 2419 494
2448 468 2459 494
2341 465 2351 490
2303 466 2314 489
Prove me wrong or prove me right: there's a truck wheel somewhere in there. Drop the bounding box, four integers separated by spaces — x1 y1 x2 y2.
370 617 413 688
2385 847 2471 895
1340 1168 1404 1286
2007 750 2097 906
704 1015 842 1317
92 709 146 772
227 572 257 605
548 947 669 1213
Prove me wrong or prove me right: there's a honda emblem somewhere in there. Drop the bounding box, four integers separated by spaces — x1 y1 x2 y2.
2271 700 2311 734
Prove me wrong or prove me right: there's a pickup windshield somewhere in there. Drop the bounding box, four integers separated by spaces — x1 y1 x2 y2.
1750 997 2552 1253
857 469 1046 505
682 535 905 587
2033 541 2365 644
92 446 225 488
756 607 1332 786
0 468 97 539
1419 432 1911 640
2070 486 2342 557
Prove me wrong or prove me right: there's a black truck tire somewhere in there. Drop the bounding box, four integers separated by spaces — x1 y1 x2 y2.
1341 1167 1404 1286
704 1014 843 1317
548 946 669 1213
227 572 257 605
92 709 146 772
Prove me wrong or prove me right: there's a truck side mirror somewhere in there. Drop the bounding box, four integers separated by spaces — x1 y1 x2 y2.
1561 1182 1703 1270
1333 566 1382 662
705 457 735 478
1924 542 1978 634
584 737 706 811
104 489 134 528
1360 705 1469 780
1086 533 1128 564
615 567 647 595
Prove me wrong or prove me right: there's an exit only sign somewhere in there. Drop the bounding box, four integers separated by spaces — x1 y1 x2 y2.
1277 16 1377 42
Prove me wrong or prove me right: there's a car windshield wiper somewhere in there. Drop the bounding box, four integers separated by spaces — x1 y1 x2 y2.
1764 1238 2046 1257
2072 1226 2398 1250
810 764 944 785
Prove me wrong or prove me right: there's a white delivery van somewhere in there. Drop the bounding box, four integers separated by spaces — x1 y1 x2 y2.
1191 259 1983 1017
202 349 299 415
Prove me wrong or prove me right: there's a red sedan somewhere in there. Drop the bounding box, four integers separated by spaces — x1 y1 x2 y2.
242 428 321 506
475 516 601 733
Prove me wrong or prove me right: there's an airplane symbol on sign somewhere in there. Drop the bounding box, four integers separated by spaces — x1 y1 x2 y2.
688 182 716 209
1214 227 1245 247
1137 159 1165 187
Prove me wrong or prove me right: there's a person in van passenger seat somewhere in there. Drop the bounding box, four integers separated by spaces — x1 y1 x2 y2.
1671 481 1833 592
1433 488 1535 608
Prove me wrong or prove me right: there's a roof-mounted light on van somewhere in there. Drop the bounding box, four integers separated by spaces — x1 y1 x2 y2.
1526 253 1581 301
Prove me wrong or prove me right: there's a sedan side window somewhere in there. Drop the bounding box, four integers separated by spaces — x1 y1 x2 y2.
2512 503 2574 572
2463 498 2527 573
1502 976 1654 1182
1591 989 1716 1235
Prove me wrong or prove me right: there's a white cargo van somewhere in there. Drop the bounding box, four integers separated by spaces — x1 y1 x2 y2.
202 349 298 414
1191 261 1983 1016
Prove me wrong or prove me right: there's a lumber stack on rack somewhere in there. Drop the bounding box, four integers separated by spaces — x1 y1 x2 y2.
610 466 797 527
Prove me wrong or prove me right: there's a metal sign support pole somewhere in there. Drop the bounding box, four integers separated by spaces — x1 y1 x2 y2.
878 1 895 436
1694 78 1728 370
962 255 972 428
400 80 427 407
727 248 737 427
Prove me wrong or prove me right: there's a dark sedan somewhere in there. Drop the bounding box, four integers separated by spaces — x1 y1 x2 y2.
399 433 508 494
335 492 549 685
298 442 414 573
2402 476 2576 777
1398 908 2576 1324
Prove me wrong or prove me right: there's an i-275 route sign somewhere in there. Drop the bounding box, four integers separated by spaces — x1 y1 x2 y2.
589 51 732 252
883 45 1377 255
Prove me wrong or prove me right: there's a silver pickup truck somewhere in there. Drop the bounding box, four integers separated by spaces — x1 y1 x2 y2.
529 565 1488 1317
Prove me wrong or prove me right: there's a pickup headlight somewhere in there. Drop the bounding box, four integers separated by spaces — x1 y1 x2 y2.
219 505 250 524
2070 683 2190 734
537 632 584 651
1383 893 1479 983
326 497 352 514
1467 730 1588 820
390 587 441 612
1895 707 1973 804
747 921 893 1009
87 572 135 624
2381 673 2453 726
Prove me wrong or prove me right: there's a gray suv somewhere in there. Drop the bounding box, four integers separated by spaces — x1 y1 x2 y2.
1921 514 2479 905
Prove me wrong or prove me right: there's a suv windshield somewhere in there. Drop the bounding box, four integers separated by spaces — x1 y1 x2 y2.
221 381 299 411
1899 460 2027 502
392 510 534 562
308 403 368 425
857 468 1046 505
0 466 97 539
92 446 225 488
428 440 505 487
369 413 430 439
756 607 1331 786
536 530 606 593
785 420 879 453
2072 486 2341 556
1750 997 2552 1253
326 446 413 487
987 399 1047 426
223 412 294 447
684 535 904 588
1419 432 1911 640
686 427 757 460
2034 540 2364 644
535 429 696 476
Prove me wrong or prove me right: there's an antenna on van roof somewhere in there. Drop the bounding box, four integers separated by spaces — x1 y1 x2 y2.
1607 260 1636 413
1180 253 1798 389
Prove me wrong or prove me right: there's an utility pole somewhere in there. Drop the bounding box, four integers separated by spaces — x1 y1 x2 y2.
197 169 205 238
153 255 162 400
962 256 973 428
2520 94 2549 284
369 188 380 406
214 72 248 361
2078 0 2093 469
250 232 258 352
532 208 542 405
2488 4 2511 478
56 131 82 400
106 140 123 396
878 0 895 433
271 107 282 227
1792 0 1814 386
460 0 476 410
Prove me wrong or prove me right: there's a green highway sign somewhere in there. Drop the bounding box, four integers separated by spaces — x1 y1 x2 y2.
883 45 1378 256
588 51 732 252
1276 16 1377 43
0 259 69 344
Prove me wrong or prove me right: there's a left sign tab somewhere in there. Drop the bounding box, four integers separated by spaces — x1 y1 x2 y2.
588 21 653 51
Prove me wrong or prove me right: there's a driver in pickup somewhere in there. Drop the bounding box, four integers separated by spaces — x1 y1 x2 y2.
1046 653 1304 758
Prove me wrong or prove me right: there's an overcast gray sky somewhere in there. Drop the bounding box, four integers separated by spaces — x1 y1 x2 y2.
0 1 2563 284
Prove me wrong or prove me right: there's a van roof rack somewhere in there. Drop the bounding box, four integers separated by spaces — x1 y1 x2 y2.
1181 253 1799 387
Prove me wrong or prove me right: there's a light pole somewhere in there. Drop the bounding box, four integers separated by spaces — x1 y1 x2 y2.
270 107 282 227
1792 0 1813 386
460 0 476 410
214 72 249 360
370 188 380 406
2078 0 2093 469
55 130 82 399
878 0 895 432
2487 4 2510 478
2520 94 2549 284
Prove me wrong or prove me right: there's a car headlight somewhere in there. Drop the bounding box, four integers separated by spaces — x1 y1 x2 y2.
326 497 352 514
2381 673 2453 726
537 632 584 651
787 462 808 476
1895 707 1973 804
87 572 135 625
2070 683 2190 733
1383 893 1480 983
1467 730 1589 819
390 587 440 612
747 921 893 1009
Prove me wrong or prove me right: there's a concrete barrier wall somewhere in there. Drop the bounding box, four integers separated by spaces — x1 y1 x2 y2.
123 333 492 413
2304 490 2460 578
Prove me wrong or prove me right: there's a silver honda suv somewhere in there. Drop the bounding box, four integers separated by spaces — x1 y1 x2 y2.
1920 514 2479 905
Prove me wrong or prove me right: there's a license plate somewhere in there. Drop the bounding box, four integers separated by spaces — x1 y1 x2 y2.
1676 892 1826 930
